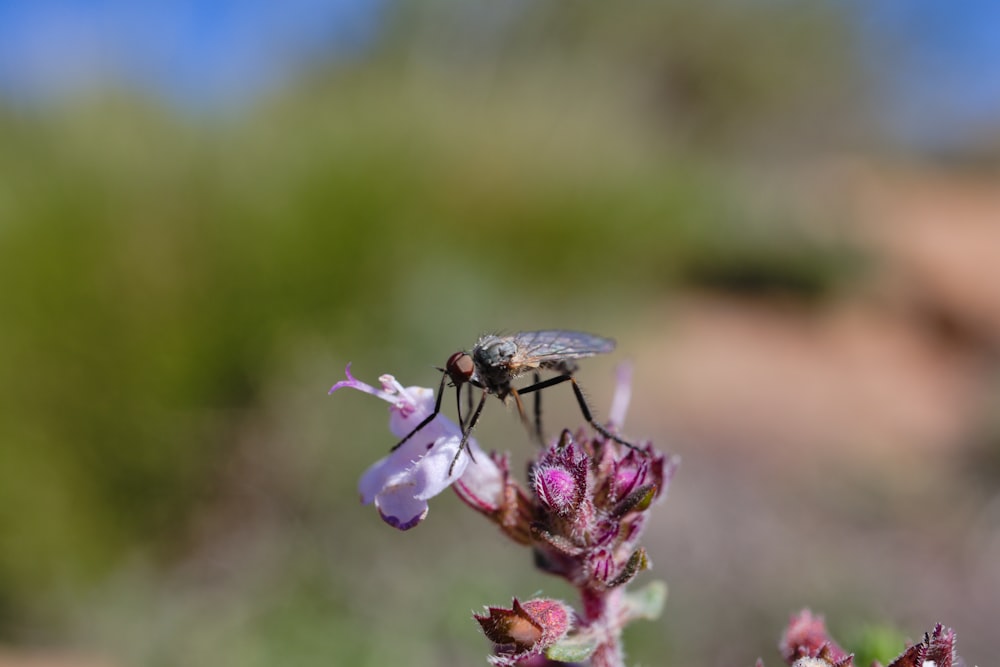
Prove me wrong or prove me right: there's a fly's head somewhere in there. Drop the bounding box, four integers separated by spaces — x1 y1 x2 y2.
445 350 476 388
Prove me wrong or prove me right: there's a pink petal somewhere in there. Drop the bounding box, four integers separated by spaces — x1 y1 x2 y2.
455 449 505 511
608 362 633 427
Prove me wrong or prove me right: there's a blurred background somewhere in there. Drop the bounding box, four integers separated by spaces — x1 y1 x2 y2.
1 1 999 666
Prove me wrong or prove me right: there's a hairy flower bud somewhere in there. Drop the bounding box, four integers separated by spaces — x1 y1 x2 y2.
534 465 581 516
588 548 615 585
886 624 957 667
475 598 573 667
780 610 850 664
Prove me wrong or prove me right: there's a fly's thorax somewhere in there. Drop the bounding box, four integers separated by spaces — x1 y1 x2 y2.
472 335 518 392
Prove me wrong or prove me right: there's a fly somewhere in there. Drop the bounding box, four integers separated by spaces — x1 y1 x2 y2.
393 330 640 473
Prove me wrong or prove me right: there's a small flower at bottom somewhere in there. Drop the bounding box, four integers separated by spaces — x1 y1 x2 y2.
759 612 962 667
779 610 850 665
331 363 496 530
475 597 573 667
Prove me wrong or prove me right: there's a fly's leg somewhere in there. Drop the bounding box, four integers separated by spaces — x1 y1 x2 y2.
449 388 487 476
568 376 641 451
517 374 642 452
511 388 532 432
532 371 544 444
391 371 447 451
455 382 466 431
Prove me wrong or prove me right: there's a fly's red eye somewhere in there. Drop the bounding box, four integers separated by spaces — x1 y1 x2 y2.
446 351 475 384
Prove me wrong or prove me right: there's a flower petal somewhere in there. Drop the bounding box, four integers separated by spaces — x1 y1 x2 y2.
373 483 429 531
387 385 436 439
454 450 506 512
607 362 633 428
409 434 472 500
358 453 410 505
329 363 397 403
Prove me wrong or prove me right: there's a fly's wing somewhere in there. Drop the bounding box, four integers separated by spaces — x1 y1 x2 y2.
510 330 616 366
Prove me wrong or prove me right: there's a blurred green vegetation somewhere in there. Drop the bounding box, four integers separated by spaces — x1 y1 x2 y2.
847 624 910 667
0 1 873 664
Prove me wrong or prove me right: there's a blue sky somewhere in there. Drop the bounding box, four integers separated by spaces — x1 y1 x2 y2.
856 0 1000 147
0 0 382 107
0 1 998 147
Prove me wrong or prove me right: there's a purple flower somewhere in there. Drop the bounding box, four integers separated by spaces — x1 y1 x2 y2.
330 364 488 530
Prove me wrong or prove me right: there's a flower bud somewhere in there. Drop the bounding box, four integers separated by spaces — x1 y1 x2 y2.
609 450 649 502
475 598 573 667
587 548 614 585
886 624 957 667
780 610 849 665
534 465 580 516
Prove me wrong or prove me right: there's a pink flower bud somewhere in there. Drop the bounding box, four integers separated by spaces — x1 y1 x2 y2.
534 465 580 516
533 435 590 520
610 451 648 501
780 610 849 665
887 624 957 667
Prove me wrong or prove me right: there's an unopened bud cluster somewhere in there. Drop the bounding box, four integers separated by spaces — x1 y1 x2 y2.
456 428 677 594
454 425 677 666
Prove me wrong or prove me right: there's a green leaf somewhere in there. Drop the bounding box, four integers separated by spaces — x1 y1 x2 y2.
623 580 668 622
545 634 598 663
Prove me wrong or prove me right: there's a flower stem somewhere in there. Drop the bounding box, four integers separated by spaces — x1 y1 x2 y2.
581 587 626 667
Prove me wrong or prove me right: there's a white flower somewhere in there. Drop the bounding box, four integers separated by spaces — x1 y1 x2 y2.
330 364 486 530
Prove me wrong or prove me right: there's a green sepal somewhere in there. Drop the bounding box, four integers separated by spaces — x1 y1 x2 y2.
611 483 658 518
607 547 648 588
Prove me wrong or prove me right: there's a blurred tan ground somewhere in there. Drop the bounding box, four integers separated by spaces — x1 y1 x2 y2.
625 163 1000 665
636 163 1000 461
638 296 983 464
